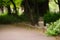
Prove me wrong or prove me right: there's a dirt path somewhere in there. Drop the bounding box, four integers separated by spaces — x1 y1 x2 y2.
0 24 58 40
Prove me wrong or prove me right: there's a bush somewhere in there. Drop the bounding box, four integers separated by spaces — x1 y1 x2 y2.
46 19 60 36
18 13 30 22
0 15 20 24
0 13 30 24
44 12 60 24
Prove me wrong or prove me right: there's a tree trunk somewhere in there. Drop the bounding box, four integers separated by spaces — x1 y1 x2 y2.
10 0 18 16
38 0 49 26
33 0 40 26
1 6 4 13
7 5 11 15
22 0 49 26
54 0 60 12
24 0 35 25
58 0 60 11
0 6 4 13
39 0 49 16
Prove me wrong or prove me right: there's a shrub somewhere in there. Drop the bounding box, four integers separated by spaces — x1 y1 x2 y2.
0 13 30 24
0 15 20 24
18 13 30 22
46 19 60 36
44 12 60 24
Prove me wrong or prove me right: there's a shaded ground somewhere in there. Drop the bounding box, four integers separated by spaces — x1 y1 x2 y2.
0 23 58 40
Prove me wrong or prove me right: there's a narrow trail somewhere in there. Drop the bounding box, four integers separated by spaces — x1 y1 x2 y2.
0 23 58 40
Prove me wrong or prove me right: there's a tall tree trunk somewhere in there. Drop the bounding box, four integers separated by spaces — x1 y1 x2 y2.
38 0 49 26
33 0 40 26
7 5 11 15
22 0 49 26
54 0 60 12
24 0 35 25
1 6 4 13
10 0 18 15
44 0 49 26
39 0 49 16
58 0 60 12
0 6 4 13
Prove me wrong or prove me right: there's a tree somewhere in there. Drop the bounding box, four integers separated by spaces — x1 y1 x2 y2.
21 0 49 26
0 0 21 15
0 0 12 15
10 0 18 15
0 0 4 13
54 0 60 12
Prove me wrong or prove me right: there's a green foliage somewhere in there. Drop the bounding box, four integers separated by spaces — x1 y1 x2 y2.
14 0 23 7
1 0 11 7
32 0 46 3
0 12 30 24
46 19 60 36
44 12 60 24
0 0 3 6
18 13 30 22
0 15 20 24
0 0 22 7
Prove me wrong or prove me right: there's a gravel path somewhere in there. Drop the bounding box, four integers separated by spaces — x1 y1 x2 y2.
0 24 57 40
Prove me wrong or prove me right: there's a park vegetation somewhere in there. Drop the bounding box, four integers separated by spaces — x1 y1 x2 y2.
0 0 60 36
